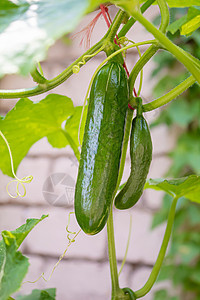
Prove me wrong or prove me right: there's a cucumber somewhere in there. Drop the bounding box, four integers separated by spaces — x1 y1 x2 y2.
75 61 129 235
115 98 152 210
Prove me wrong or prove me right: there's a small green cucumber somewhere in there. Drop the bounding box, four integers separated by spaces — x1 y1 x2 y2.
115 98 152 210
75 61 129 235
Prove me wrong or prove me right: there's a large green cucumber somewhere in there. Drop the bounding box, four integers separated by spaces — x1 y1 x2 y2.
115 99 152 209
75 62 129 235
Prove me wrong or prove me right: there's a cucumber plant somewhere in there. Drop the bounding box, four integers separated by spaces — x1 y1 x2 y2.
0 1 200 300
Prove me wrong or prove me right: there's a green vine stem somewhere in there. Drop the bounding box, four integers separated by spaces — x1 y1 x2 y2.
118 0 155 38
106 9 126 42
129 44 159 98
30 66 47 84
107 97 135 299
107 209 125 299
143 75 196 112
155 0 169 33
38 62 44 76
0 40 103 99
127 7 200 84
118 0 168 38
0 8 127 100
122 288 136 300
134 196 179 298
123 0 169 95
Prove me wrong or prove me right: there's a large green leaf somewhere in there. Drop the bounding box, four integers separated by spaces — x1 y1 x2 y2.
0 215 48 274
65 105 88 147
0 232 29 300
0 0 96 77
145 175 200 203
167 15 188 35
0 216 48 300
167 7 200 35
16 288 56 300
181 15 200 36
0 94 74 177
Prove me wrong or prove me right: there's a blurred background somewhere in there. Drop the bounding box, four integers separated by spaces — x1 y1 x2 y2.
0 5 199 300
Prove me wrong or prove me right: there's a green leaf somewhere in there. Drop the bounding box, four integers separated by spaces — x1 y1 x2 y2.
167 15 188 34
166 0 200 7
0 232 29 300
110 0 140 13
0 216 47 300
65 105 88 148
145 175 200 203
88 0 103 12
0 0 93 77
16 288 56 300
167 7 200 35
0 215 48 272
181 15 200 36
47 130 69 149
0 94 74 177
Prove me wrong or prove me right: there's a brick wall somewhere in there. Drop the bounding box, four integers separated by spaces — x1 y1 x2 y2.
0 6 176 300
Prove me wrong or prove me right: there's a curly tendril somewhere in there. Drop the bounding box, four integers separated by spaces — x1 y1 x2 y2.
66 212 77 243
0 130 33 198
72 45 105 74
23 212 81 284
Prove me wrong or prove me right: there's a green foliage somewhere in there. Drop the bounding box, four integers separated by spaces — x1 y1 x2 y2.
0 231 29 300
0 216 48 300
0 0 93 77
65 105 88 148
0 2 199 299
0 94 84 177
145 175 200 203
181 8 200 36
151 8 200 300
167 7 200 36
16 288 56 300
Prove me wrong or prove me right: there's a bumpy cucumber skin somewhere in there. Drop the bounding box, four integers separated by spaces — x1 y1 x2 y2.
115 115 152 210
75 62 129 235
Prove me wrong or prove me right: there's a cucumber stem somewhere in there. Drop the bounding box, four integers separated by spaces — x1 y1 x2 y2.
107 209 121 296
118 0 155 38
136 97 143 116
129 44 159 96
143 75 196 112
107 98 135 299
0 41 104 99
135 196 179 298
30 66 47 84
129 11 200 84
